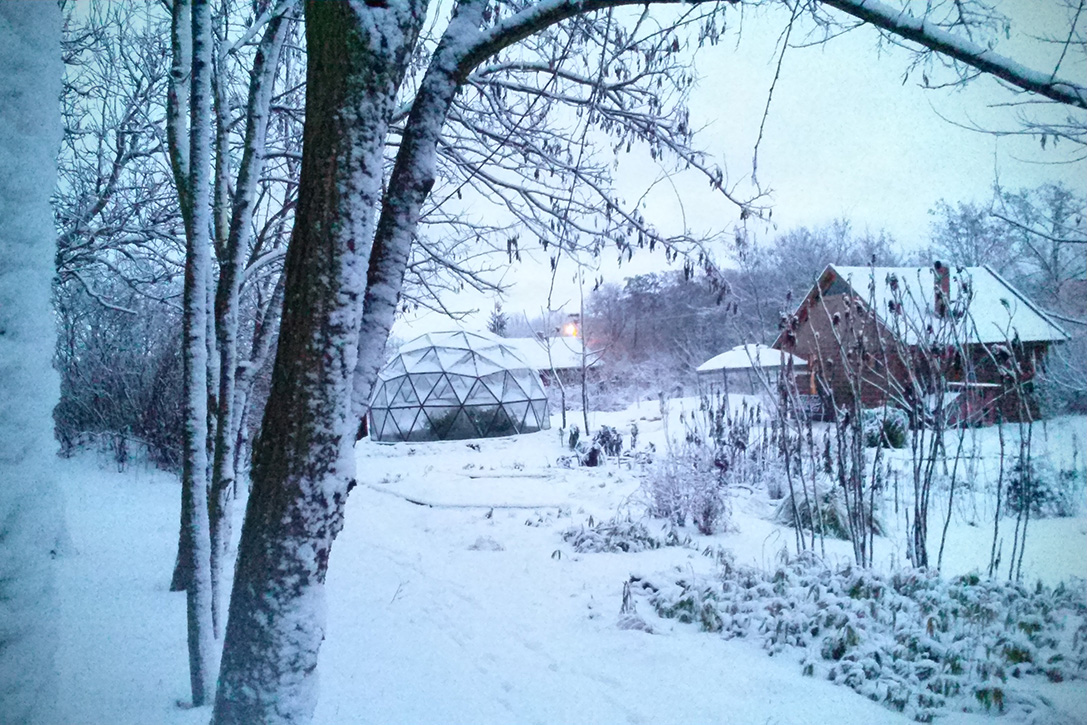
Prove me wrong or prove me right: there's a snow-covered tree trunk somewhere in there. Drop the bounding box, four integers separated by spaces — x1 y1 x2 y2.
208 1 291 640
178 0 218 706
351 0 490 419
0 5 63 722
212 2 426 722
168 0 196 596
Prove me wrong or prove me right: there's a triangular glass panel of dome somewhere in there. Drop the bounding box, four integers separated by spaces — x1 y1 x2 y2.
472 355 504 378
477 372 506 401
390 407 420 438
369 380 389 409
447 407 481 439
409 346 444 374
447 374 475 403
465 380 499 406
382 356 407 378
411 372 441 403
381 376 407 407
369 408 388 440
399 347 429 371
528 399 549 430
389 377 420 406
505 400 529 428
511 371 539 397
489 405 517 436
427 374 458 405
437 346 472 371
421 405 459 439
500 371 527 400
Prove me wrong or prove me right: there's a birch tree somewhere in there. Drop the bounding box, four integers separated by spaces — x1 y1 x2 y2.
212 0 1085 722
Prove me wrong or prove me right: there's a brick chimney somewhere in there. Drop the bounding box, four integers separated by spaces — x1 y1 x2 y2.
933 261 950 317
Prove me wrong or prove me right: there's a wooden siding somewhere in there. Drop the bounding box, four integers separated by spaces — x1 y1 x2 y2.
774 268 1052 423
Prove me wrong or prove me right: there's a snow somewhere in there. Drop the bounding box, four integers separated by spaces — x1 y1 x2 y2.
827 265 1069 345
0 3 64 722
51 399 1087 724
697 344 807 372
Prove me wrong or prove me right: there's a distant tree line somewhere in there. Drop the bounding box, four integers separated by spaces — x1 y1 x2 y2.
583 182 1085 412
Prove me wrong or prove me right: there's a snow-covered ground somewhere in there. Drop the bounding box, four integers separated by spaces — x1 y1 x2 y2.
53 399 1087 724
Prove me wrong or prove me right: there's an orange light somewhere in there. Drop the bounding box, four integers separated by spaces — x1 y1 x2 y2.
562 322 579 337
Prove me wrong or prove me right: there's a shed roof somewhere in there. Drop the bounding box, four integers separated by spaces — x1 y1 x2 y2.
502 336 601 371
697 344 807 373
805 265 1069 346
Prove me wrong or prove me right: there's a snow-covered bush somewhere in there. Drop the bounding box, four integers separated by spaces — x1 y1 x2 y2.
1007 459 1084 518
640 445 731 535
772 482 884 540
861 406 908 449
631 555 1087 723
593 425 623 457
561 517 689 553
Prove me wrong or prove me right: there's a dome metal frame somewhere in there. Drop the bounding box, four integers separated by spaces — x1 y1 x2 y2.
368 331 550 442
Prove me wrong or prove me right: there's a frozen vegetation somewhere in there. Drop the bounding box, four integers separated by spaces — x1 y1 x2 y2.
51 396 1086 724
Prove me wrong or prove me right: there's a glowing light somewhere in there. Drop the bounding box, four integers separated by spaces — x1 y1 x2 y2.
562 322 579 337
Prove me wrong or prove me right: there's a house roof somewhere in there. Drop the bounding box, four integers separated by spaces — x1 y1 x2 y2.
697 344 807 373
501 336 601 371
801 265 1070 346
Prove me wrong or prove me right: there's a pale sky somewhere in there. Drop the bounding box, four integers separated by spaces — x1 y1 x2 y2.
396 0 1086 337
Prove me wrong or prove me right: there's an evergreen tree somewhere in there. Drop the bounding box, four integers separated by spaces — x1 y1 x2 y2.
488 301 508 337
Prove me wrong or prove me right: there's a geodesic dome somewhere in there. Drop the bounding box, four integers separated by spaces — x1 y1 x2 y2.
368 331 550 442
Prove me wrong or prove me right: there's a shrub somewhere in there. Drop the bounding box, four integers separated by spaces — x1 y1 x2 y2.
593 425 623 456
561 517 688 553
772 481 885 539
641 444 731 535
861 406 908 449
631 556 1087 723
1006 459 1084 518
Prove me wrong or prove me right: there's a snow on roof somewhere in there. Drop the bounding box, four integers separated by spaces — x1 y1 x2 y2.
392 330 537 377
827 265 1069 345
697 344 807 373
501 336 601 371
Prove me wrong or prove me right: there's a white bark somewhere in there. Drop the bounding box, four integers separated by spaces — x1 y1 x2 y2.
0 3 63 723
352 0 491 419
209 0 293 642
180 0 218 706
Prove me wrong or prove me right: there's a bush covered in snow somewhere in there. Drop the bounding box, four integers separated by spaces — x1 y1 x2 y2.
561 517 690 553
861 406 909 449
772 482 884 540
630 553 1087 722
640 444 731 535
1006 459 1084 519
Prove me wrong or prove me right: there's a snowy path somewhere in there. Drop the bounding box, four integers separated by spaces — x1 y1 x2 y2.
316 487 912 725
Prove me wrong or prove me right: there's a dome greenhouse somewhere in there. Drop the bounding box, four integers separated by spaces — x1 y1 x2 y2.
368 331 550 442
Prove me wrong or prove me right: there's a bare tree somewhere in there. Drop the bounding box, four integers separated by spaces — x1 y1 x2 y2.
212 1 1086 722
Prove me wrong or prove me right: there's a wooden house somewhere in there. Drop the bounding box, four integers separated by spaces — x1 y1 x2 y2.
772 263 1070 423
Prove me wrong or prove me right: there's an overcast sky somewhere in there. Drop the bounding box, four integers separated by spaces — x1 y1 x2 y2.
397 0 1086 338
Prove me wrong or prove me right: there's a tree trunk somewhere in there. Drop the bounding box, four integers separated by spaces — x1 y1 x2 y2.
179 0 218 706
0 4 64 722
209 4 290 639
167 0 195 596
350 0 490 419
213 2 426 722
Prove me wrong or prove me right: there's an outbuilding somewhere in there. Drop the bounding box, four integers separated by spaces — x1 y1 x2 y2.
368 331 550 442
696 344 808 398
